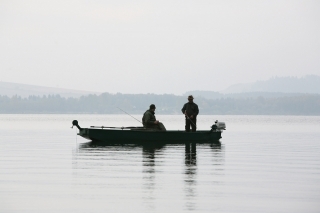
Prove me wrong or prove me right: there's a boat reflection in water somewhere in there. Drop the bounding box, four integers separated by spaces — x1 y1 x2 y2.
184 142 197 211
183 142 223 211
141 144 163 210
73 141 223 211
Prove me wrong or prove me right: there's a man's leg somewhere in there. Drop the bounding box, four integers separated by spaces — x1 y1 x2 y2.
191 118 197 132
158 122 166 131
185 119 191 132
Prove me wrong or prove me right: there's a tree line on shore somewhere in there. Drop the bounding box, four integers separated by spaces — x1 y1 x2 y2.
0 93 319 115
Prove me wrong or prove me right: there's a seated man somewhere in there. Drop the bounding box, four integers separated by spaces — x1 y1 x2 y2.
142 104 166 131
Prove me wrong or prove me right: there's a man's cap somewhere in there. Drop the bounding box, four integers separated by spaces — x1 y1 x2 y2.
188 95 194 100
150 104 156 109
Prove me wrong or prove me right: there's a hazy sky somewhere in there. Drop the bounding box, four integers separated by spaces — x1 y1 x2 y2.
1 0 319 94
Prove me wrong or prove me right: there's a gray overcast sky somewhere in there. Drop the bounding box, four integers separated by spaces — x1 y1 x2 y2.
1 0 319 95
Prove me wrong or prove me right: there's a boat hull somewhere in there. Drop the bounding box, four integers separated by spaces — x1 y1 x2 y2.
78 128 222 144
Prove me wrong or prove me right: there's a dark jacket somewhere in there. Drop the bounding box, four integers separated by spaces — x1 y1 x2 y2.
181 102 199 118
142 110 156 128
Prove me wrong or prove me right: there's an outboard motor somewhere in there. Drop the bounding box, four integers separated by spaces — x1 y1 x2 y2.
211 120 226 132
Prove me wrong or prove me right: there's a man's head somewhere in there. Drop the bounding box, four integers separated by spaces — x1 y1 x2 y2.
149 104 156 111
188 95 194 103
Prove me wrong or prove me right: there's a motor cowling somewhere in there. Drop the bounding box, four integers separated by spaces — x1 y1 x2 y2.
211 120 226 131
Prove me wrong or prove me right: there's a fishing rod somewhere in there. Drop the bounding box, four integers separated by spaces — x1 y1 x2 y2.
90 126 144 129
117 107 142 124
185 114 197 128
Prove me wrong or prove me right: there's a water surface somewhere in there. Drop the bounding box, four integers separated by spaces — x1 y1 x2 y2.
1 115 319 212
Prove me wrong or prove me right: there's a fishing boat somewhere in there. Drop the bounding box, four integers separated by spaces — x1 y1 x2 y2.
72 120 226 144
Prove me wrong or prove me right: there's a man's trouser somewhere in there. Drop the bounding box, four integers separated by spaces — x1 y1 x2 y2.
185 118 196 132
147 122 166 131
157 122 166 131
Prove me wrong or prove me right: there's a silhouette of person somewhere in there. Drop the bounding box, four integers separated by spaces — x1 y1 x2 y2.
181 95 199 132
142 104 166 131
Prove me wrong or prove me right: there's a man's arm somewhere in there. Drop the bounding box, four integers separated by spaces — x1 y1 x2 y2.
181 103 186 114
194 104 199 116
145 112 157 125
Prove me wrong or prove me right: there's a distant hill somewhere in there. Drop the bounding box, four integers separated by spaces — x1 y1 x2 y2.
221 75 320 94
1 92 319 115
183 91 303 100
0 81 100 98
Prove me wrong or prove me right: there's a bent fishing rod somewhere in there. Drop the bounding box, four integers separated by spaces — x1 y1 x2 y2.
117 107 142 124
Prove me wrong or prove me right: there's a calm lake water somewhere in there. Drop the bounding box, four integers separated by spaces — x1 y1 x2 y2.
0 114 319 213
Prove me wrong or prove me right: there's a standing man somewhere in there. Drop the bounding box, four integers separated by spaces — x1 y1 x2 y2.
142 104 166 131
181 95 199 132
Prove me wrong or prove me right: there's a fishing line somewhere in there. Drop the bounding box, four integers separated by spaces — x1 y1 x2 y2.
75 128 78 147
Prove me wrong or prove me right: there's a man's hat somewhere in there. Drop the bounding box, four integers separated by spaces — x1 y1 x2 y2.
150 104 156 109
188 95 194 100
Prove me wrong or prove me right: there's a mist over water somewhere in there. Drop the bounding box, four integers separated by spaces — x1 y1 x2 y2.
1 114 319 212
